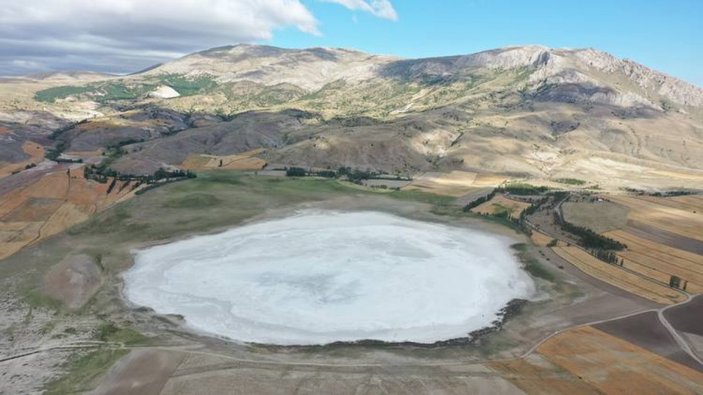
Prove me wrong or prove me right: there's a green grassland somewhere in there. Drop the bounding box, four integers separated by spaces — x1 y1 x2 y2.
34 74 217 103
34 86 96 103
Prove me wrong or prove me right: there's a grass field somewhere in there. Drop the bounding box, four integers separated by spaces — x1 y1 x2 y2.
561 200 629 233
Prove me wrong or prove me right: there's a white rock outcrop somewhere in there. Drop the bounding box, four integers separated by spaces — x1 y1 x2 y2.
148 85 180 99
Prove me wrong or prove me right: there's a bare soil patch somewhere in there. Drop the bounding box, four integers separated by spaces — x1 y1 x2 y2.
594 311 702 371
625 220 703 255
92 349 186 395
43 254 101 310
664 295 703 337
181 149 267 171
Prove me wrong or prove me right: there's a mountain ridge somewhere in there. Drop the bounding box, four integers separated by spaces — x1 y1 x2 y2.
1 44 702 191
137 44 702 107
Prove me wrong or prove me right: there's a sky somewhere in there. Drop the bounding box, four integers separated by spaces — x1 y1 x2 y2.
1 0 701 86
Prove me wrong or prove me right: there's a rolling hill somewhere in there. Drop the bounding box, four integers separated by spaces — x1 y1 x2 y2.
1 44 702 189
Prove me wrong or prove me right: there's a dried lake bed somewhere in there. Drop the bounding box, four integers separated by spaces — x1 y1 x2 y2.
123 210 536 345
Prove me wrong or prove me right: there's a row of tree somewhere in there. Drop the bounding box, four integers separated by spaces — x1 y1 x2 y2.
85 165 196 187
590 249 623 265
496 183 550 196
284 166 411 183
462 190 497 212
554 212 626 250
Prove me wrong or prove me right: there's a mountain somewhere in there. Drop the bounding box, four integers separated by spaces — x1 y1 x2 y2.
1 44 702 190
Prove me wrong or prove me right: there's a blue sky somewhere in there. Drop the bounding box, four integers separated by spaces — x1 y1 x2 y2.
1 0 701 86
270 0 703 86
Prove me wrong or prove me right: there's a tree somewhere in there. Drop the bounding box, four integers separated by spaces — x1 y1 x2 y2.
286 167 307 177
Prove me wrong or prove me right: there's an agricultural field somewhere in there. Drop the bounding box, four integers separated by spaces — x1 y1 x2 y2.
538 193 703 305
404 171 504 197
0 141 45 179
552 246 686 304
471 194 532 218
605 229 703 293
0 166 138 259
537 326 703 394
608 195 703 243
561 200 629 233
530 230 554 246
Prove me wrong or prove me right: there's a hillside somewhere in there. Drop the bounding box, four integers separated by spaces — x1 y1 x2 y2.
1 44 702 190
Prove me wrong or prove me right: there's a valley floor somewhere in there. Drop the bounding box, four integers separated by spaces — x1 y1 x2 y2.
0 172 701 394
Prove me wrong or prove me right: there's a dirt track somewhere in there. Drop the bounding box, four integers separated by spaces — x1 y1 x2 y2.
664 294 703 336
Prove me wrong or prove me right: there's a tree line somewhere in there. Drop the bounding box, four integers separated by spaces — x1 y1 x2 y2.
85 165 196 190
284 166 411 183
554 213 626 250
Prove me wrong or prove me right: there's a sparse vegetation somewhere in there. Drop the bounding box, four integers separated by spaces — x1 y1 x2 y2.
96 321 146 345
512 243 555 282
43 349 128 394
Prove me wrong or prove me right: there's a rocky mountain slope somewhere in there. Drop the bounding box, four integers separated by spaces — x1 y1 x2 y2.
1 44 703 189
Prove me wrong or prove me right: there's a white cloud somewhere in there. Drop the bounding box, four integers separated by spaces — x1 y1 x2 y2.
0 0 398 75
323 0 398 20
